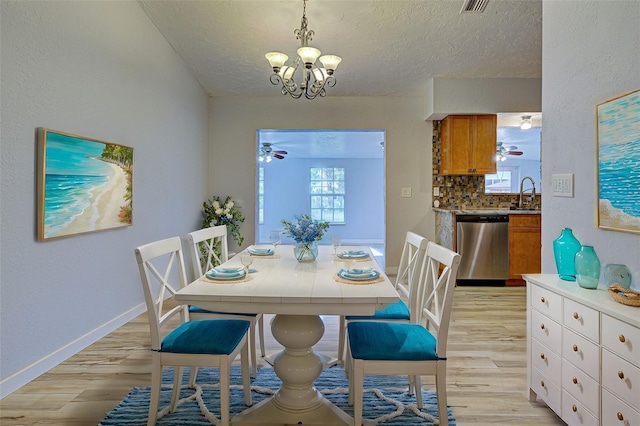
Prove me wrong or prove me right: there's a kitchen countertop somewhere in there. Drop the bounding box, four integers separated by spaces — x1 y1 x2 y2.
433 207 541 215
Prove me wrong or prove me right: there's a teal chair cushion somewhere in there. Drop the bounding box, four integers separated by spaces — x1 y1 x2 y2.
161 319 250 355
345 300 409 321
347 322 438 361
189 306 258 317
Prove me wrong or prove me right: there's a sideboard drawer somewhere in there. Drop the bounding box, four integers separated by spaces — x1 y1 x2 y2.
602 388 640 426
532 309 562 353
532 337 562 386
531 366 561 415
563 328 600 380
562 359 600 414
562 389 598 426
563 298 599 343
531 284 562 322
602 348 640 408
602 314 640 366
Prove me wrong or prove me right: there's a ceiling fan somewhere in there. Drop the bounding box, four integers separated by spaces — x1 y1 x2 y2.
259 143 288 162
496 141 523 161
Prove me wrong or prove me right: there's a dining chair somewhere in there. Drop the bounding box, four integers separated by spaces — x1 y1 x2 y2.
187 226 265 378
346 241 461 426
134 236 252 426
337 232 429 363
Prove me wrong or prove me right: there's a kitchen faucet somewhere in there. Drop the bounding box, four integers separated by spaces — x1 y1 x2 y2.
519 176 536 208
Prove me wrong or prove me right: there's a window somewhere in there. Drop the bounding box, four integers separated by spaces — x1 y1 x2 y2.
485 166 517 193
310 167 345 224
258 166 264 224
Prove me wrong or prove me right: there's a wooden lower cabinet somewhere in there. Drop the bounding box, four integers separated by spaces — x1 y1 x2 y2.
507 214 541 286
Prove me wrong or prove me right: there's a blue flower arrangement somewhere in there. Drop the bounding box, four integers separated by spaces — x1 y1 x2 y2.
281 214 330 244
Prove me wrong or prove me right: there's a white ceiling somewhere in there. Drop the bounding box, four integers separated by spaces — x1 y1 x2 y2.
138 0 543 98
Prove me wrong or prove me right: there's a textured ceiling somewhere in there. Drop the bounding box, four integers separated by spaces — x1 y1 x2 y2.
138 0 542 97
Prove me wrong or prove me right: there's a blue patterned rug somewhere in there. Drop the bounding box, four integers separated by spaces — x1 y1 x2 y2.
100 366 456 425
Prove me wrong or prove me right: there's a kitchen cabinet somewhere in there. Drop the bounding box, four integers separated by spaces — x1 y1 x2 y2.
440 114 497 175
525 274 640 426
508 214 541 286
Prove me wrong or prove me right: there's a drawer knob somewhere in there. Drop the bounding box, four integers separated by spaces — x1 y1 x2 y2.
540 297 546 303
572 377 578 384
573 344 578 352
618 371 625 379
573 312 579 319
572 404 578 413
540 323 545 330
540 353 545 360
617 412 624 421
619 334 626 343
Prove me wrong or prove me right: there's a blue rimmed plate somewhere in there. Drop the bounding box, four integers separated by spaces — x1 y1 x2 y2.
338 268 380 281
205 267 246 280
247 246 274 256
338 250 370 259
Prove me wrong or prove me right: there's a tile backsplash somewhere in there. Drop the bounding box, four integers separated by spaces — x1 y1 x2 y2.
432 120 541 210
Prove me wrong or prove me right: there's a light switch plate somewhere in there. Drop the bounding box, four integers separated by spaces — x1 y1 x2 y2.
401 187 412 198
433 187 440 196
552 173 574 197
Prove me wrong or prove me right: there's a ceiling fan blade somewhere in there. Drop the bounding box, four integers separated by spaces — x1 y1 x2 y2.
507 151 524 156
273 154 285 159
273 150 288 155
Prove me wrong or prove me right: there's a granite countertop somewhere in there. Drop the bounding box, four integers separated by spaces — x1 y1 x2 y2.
433 207 541 215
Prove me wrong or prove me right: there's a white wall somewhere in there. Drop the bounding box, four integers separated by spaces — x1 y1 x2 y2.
0 1 209 396
258 158 385 245
541 1 640 288
208 97 431 270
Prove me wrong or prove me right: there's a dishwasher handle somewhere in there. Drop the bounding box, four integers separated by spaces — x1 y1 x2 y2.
456 214 509 223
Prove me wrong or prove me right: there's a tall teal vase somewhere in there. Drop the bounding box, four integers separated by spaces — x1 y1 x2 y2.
575 245 600 289
553 228 581 281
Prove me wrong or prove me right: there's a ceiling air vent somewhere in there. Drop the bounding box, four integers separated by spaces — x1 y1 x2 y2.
460 0 489 14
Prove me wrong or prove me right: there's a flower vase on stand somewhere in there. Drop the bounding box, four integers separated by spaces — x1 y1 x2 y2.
575 245 601 289
553 228 581 281
294 241 318 262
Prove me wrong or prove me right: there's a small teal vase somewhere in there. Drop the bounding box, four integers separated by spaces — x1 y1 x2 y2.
575 245 600 289
553 228 581 281
294 241 318 262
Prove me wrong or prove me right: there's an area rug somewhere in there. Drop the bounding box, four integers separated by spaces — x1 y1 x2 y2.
100 366 456 425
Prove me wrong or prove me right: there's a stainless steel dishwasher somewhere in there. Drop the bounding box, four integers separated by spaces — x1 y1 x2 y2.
456 214 509 283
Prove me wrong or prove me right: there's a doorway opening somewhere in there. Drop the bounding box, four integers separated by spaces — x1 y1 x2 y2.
255 129 386 267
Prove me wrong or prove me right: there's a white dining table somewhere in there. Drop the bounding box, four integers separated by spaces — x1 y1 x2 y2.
174 244 399 425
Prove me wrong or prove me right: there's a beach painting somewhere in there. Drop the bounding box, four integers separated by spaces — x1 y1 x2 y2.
596 89 640 234
37 128 133 240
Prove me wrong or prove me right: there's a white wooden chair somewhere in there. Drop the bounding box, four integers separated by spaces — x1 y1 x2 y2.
346 241 462 426
337 232 429 363
187 226 265 377
134 236 252 426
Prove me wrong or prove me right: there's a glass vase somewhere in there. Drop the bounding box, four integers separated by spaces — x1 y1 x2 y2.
294 241 318 262
553 228 581 281
575 245 601 289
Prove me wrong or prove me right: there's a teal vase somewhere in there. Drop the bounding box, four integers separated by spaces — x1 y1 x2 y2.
553 228 581 281
294 241 318 262
575 245 600 289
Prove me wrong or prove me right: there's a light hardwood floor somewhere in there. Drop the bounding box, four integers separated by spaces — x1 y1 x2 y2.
0 286 564 426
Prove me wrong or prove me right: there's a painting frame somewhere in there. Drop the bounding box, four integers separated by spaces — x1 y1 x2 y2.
37 128 134 241
596 89 640 234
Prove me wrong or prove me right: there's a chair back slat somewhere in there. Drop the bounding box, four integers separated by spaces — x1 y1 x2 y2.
187 225 229 277
135 236 189 350
415 242 461 358
395 232 429 316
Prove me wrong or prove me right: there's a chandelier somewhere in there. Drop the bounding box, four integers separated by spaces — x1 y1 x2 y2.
265 0 342 100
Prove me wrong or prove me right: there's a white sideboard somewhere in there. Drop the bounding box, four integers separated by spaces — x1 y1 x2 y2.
524 274 640 426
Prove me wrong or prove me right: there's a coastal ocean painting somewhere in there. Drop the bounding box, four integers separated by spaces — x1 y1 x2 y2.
37 128 133 240
596 89 640 234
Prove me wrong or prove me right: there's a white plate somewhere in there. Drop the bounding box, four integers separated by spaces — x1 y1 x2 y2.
205 268 246 279
338 250 370 259
338 268 380 281
247 246 274 256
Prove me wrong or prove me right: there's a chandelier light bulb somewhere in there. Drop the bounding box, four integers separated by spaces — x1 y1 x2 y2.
319 55 342 74
297 47 321 67
520 115 533 130
265 52 289 72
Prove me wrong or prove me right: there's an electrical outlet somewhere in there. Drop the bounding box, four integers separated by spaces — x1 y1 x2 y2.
401 187 412 198
552 173 574 197
433 187 440 196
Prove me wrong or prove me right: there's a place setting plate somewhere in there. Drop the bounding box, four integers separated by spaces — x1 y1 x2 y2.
203 267 252 283
247 245 276 257
335 267 383 285
337 250 370 261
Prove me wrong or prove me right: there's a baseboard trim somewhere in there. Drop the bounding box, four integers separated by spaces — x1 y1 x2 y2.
0 302 146 398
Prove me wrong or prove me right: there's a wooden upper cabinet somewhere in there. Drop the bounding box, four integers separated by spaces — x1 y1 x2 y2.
440 114 497 175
